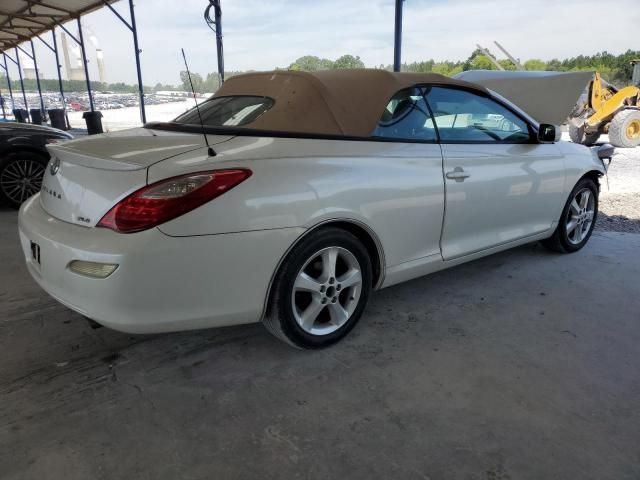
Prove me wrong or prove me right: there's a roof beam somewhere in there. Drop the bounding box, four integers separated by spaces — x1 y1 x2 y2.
35 32 54 52
16 43 33 59
0 1 121 54
19 26 42 35
103 1 132 31
0 28 31 40
11 18 51 28
0 12 51 28
7 9 67 19
28 1 76 16
54 20 81 45
3 50 18 65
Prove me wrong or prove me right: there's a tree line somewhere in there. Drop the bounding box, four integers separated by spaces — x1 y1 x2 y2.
176 54 366 93
285 49 639 88
0 77 161 95
2 49 638 96
397 49 639 87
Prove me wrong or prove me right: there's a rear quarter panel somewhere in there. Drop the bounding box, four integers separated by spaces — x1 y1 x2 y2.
150 136 445 268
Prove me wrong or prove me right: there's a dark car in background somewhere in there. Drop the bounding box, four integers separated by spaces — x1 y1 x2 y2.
0 122 73 209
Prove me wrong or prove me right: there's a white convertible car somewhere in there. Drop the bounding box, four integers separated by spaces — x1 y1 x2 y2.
19 70 608 348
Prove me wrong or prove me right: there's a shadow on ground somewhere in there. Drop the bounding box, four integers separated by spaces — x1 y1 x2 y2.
596 211 640 233
1 211 640 480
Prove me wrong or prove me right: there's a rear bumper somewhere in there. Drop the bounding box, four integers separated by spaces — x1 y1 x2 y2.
18 194 304 333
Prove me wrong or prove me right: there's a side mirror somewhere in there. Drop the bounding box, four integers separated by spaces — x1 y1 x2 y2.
537 124 556 143
597 143 615 160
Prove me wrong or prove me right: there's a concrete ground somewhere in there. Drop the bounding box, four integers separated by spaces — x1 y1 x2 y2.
1 208 639 480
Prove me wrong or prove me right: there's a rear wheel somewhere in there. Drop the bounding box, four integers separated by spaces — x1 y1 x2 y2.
568 123 600 146
0 151 48 209
263 227 372 349
608 109 640 148
542 177 598 253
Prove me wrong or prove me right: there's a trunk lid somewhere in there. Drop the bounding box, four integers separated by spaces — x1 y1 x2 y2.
48 127 232 170
41 128 234 227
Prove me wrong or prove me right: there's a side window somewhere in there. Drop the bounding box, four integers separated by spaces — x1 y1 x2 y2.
425 86 531 143
373 87 437 141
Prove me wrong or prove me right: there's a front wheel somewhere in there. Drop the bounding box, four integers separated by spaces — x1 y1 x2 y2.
542 177 598 253
263 227 372 349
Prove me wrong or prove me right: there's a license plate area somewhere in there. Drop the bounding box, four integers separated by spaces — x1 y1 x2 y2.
30 240 41 265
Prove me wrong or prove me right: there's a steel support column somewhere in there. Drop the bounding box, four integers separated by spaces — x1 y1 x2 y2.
0 89 5 119
0 75 5 119
213 0 224 83
205 0 224 85
129 0 146 123
30 40 47 115
51 30 67 113
18 42 46 115
36 29 69 127
2 55 14 109
393 0 404 72
76 18 95 112
104 0 146 123
14 49 29 112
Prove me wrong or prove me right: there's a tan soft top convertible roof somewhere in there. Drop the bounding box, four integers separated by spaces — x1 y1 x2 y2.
213 69 488 137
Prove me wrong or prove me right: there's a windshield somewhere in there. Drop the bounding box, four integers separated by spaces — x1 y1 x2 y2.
173 96 274 127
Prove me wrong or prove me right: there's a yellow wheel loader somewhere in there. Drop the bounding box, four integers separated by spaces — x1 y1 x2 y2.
569 62 640 148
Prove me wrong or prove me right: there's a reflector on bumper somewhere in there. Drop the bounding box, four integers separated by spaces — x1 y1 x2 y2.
68 260 118 278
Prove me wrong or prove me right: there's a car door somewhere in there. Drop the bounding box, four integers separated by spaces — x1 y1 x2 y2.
367 87 445 266
424 86 566 260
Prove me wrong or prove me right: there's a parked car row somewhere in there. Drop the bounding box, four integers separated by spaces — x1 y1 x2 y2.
2 92 186 114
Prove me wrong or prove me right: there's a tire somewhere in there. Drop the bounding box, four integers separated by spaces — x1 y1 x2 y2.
263 227 373 349
542 177 598 253
608 109 640 148
568 123 600 146
0 151 48 209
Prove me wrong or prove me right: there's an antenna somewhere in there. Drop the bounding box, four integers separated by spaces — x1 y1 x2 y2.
181 48 215 157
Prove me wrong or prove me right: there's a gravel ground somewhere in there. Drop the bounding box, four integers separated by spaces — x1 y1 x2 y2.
561 133 640 233
594 145 640 233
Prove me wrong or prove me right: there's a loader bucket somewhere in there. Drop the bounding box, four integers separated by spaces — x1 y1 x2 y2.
455 70 594 126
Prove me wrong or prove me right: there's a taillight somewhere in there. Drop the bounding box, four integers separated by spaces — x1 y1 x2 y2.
97 169 251 233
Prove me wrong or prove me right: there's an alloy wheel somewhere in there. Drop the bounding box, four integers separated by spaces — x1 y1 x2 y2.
626 119 640 140
565 187 595 245
0 158 45 205
291 246 363 336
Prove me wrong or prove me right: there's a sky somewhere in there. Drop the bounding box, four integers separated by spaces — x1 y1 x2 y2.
4 0 639 87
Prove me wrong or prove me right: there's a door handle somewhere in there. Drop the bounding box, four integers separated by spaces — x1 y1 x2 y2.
445 167 470 182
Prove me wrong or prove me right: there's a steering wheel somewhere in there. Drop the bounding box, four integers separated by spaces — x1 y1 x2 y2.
467 124 501 141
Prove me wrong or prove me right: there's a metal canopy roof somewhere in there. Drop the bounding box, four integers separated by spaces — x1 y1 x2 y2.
0 0 118 53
